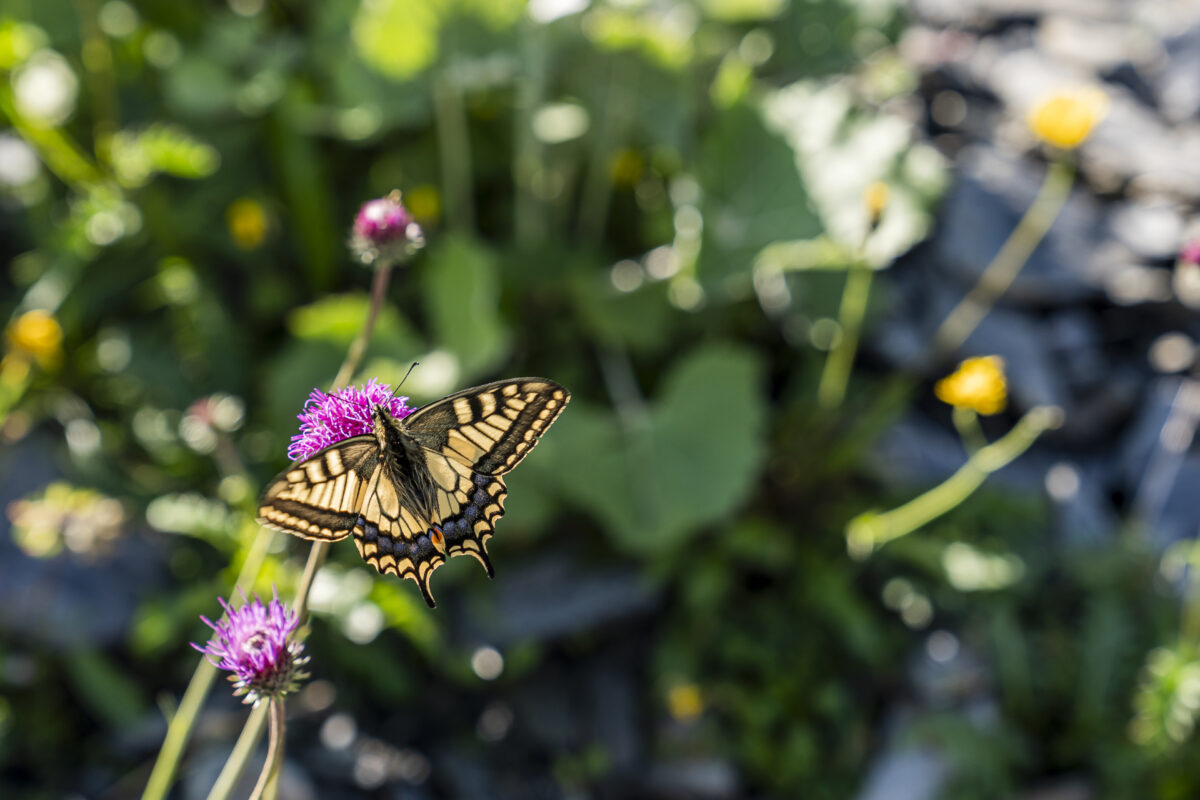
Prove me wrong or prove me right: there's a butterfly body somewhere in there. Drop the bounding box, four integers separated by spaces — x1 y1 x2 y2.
258 379 569 607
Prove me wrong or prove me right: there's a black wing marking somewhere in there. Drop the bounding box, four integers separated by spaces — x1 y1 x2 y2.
256 438 378 542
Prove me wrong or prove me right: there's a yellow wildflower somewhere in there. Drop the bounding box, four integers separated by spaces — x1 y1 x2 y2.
227 198 268 249
7 309 62 366
1027 87 1108 149
935 356 1007 416
667 683 704 721
864 180 889 227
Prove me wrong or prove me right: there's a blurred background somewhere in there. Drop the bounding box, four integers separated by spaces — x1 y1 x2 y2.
3 0 1200 798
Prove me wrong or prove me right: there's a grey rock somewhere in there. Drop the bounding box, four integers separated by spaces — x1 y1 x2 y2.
1159 25 1200 123
1019 777 1094 800
854 748 950 800
872 414 970 488
587 654 641 771
470 554 657 644
644 759 740 799
1110 199 1186 260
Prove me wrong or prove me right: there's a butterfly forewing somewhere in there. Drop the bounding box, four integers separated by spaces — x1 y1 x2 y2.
257 378 569 608
257 438 379 541
403 378 570 475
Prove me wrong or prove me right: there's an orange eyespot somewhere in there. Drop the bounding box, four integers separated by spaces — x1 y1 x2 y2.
429 525 446 554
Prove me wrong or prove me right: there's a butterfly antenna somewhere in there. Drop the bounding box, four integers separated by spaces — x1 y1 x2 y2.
392 361 419 397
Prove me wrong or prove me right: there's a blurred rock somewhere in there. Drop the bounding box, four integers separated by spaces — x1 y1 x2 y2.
1019 777 1094 800
471 553 658 644
854 748 949 800
587 651 641 772
1109 199 1186 260
643 759 740 799
1158 25 1200 123
871 415 968 488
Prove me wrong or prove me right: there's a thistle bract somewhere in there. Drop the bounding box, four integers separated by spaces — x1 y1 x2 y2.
288 379 414 462
193 589 309 706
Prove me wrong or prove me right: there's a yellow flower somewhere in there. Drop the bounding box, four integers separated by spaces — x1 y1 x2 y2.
864 180 889 227
1028 87 1108 149
227 198 268 250
7 309 62 366
935 356 1007 416
667 683 704 721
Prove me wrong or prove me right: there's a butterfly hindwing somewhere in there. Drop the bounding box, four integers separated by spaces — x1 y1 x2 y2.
257 438 378 542
353 469 507 607
403 378 570 476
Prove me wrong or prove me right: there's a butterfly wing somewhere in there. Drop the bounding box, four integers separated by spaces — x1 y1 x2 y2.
402 378 570 475
352 379 569 607
257 438 379 541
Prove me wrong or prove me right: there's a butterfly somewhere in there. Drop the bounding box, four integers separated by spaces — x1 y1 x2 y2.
257 378 569 607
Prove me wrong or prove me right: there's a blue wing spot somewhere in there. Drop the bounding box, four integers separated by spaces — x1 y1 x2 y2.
375 536 394 555
357 516 379 542
463 504 479 522
415 535 433 558
473 489 488 505
474 474 489 487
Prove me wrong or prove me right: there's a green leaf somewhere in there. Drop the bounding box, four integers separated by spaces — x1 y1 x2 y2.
544 343 767 553
697 103 821 290
286 292 420 349
109 124 220 187
420 235 511 379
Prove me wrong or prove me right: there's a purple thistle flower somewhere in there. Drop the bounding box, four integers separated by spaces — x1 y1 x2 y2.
1181 240 1200 266
192 588 309 706
349 191 424 267
287 379 415 462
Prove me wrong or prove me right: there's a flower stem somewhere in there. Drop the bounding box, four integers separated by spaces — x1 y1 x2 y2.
433 71 475 232
140 524 274 800
203 702 268 800
247 700 285 800
929 159 1075 362
578 57 629 247
194 260 396 796
951 406 987 455
513 20 548 248
846 405 1063 558
0 84 104 186
818 260 874 409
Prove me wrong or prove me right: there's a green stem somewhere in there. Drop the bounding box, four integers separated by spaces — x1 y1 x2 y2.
432 71 475 232
846 405 1063 558
930 160 1075 362
513 21 547 248
0 84 104 186
951 406 987 455
140 524 274 800
203 702 269 800
185 262 396 797
578 57 629 247
817 261 873 409
73 0 120 157
246 700 285 800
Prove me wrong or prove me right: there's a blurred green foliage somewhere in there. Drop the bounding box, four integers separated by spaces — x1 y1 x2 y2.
0 0 1197 798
